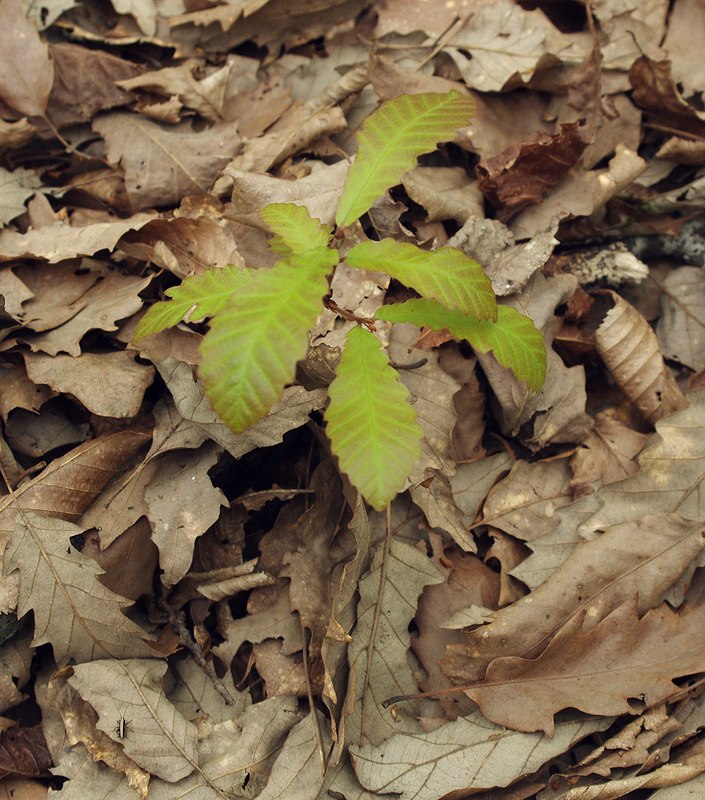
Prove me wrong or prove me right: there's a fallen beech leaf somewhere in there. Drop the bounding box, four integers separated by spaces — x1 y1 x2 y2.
70 659 198 782
465 597 705 734
351 710 611 799
23 350 155 418
594 290 688 424
0 0 53 117
5 513 155 662
94 113 242 210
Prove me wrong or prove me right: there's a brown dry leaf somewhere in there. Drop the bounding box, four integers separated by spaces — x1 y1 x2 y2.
145 443 227 587
93 113 243 210
654 266 705 371
401 166 484 224
594 290 688 424
442 0 586 92
6 403 90 457
23 350 155 418
570 411 648 496
0 166 42 226
118 216 244 279
351 711 611 800
0 0 53 118
69 659 198 782
47 42 140 128
450 452 514 526
0 363 52 421
23 264 152 357
477 123 587 222
478 459 573 541
442 513 705 683
630 55 705 124
5 514 156 663
466 597 705 734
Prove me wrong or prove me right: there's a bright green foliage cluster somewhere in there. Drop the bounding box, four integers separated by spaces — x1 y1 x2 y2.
134 91 547 510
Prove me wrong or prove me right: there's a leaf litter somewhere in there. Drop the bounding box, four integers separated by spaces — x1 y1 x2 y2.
1 0 705 798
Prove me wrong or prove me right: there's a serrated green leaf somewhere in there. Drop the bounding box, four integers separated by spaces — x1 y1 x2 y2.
325 326 423 510
260 203 333 257
376 299 547 392
133 266 254 342
336 91 476 228
199 255 334 433
346 239 496 320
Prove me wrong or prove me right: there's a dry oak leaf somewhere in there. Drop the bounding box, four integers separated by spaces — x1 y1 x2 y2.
465 596 705 734
0 0 53 118
594 290 688 424
93 113 242 210
442 513 705 683
5 513 156 663
655 266 705 372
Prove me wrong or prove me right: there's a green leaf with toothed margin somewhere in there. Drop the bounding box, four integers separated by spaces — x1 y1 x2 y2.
346 238 496 320
133 265 254 342
336 91 476 227
260 203 333 257
199 251 336 433
325 326 423 510
376 299 547 392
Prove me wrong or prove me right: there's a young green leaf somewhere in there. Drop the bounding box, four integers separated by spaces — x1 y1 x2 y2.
336 91 476 228
376 299 547 392
200 252 337 433
346 239 497 320
133 265 253 342
260 203 333 257
325 325 423 510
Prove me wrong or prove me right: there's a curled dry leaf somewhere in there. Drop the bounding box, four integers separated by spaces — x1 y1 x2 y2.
594 290 688 424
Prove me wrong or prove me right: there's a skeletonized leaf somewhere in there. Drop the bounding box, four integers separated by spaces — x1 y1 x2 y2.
200 254 335 433
336 91 476 227
260 203 333 256
345 239 496 319
324 326 423 510
377 299 547 391
70 659 197 782
133 265 253 342
5 513 155 663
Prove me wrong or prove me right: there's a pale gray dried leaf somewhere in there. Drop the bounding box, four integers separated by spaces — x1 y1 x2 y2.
595 290 688 424
170 658 248 723
480 459 573 540
111 0 157 36
442 0 583 92
24 350 154 418
5 514 155 663
582 391 705 533
0 214 154 263
145 443 226 586
450 451 514 526
6 403 89 457
70 659 197 782
224 160 348 228
351 710 611 799
401 166 483 224
443 513 705 683
155 356 326 459
0 166 41 225
655 266 705 371
94 113 242 210
348 538 443 747
0 0 53 117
